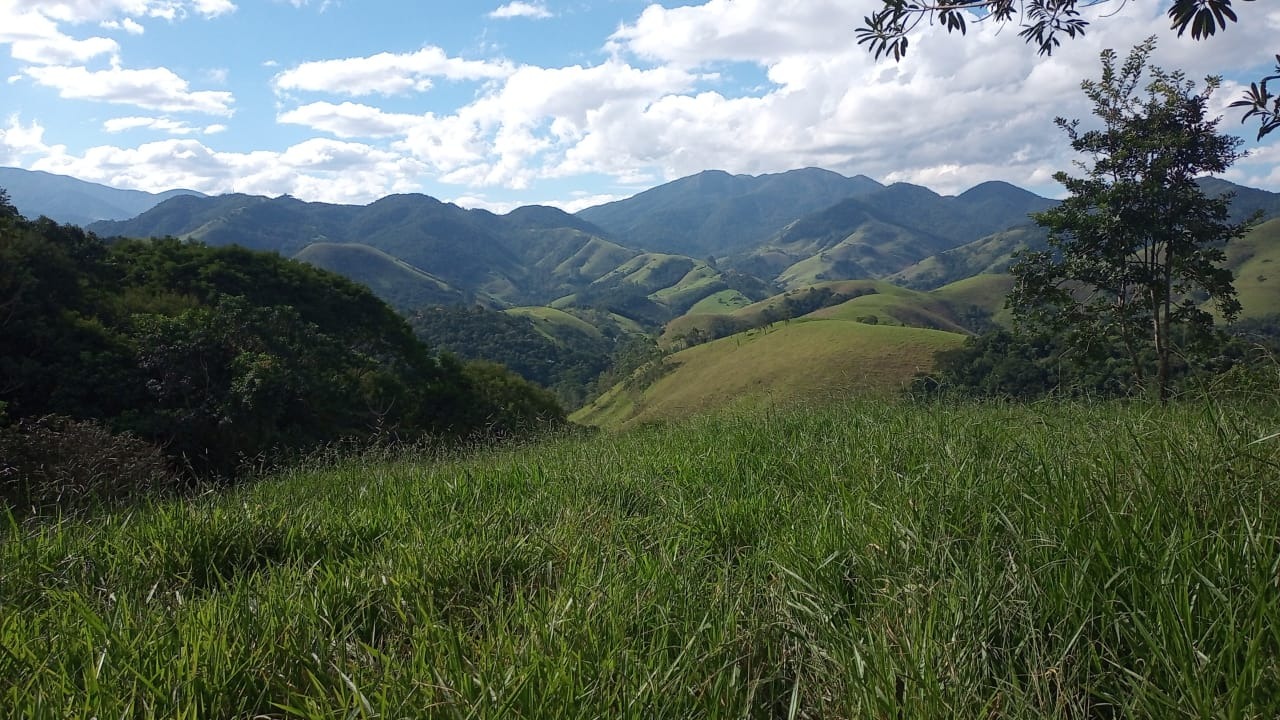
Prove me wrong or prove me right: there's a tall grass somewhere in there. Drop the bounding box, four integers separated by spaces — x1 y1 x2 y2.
3 399 1279 718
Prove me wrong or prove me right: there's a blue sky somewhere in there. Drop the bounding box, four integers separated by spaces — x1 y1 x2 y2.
1 1 1277 211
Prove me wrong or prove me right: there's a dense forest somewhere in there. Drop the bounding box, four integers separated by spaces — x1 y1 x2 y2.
0 191 563 514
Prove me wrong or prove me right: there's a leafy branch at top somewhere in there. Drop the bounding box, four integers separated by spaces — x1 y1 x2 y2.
855 1 1275 138
1229 55 1280 141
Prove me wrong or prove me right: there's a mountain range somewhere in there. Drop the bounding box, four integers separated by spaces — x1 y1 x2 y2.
6 163 1279 335
74 168 1101 322
7 164 1280 424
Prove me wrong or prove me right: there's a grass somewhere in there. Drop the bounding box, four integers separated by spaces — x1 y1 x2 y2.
4 398 1279 718
504 306 604 341
575 320 965 429
806 294 968 332
1223 218 1280 319
686 288 752 315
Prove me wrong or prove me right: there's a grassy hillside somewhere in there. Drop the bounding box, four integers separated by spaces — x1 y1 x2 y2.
6 398 1280 717
575 320 964 429
806 293 969 333
888 224 1049 290
294 242 467 311
504 305 605 340
1224 218 1280 318
662 278 1007 347
687 288 753 314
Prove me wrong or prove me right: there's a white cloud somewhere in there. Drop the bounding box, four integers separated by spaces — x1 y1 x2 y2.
24 64 235 114
21 136 425 204
5 0 1278 209
191 0 234 17
8 1 235 22
278 101 423 138
100 17 144 34
609 0 857 66
102 115 221 135
1 1 231 67
273 46 513 96
267 2 1277 200
488 2 552 20
0 115 59 165
0 7 119 64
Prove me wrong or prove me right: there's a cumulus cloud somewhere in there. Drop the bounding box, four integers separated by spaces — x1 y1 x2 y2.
100 17 145 34
260 1 1275 201
5 0 1277 208
488 2 552 20
21 136 425 204
102 115 224 135
0 115 59 165
278 101 424 138
8 1 235 22
24 64 235 114
273 46 513 96
0 7 119 64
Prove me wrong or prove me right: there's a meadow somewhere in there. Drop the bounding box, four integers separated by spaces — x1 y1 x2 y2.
3 397 1279 718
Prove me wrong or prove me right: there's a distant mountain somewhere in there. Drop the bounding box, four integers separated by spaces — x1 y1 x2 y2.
890 177 1280 291
1197 177 1280 224
0 166 203 226
734 180 1056 288
88 191 775 326
576 167 883 257
83 170 1280 331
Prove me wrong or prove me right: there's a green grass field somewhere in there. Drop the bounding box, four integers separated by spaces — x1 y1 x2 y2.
504 306 603 340
1224 218 1280 319
576 319 965 429
5 398 1279 718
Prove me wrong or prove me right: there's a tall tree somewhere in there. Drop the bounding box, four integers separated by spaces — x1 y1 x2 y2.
1009 39 1248 401
856 0 1278 139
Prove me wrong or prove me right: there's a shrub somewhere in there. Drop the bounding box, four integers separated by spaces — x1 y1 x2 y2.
0 415 175 517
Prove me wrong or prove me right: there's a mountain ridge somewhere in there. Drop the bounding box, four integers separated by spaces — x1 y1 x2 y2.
0 166 204 226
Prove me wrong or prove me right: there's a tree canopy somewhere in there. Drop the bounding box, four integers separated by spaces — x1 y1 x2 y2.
0 204 565 483
857 0 1278 139
1008 39 1249 401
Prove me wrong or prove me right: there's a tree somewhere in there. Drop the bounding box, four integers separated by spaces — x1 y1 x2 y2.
856 0 1278 139
0 188 17 219
1009 39 1249 401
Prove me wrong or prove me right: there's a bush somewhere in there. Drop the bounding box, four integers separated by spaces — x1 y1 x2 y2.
0 416 176 517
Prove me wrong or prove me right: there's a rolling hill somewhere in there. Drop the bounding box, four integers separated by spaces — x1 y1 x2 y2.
572 319 965 429
87 191 776 329
1223 217 1280 318
661 278 1006 348
292 243 467 311
729 180 1056 288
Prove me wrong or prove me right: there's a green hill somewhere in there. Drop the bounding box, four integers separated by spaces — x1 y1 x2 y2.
1224 217 1280 318
735 182 1055 288
504 306 606 341
293 242 467 311
573 319 964 429
662 278 1006 347
888 224 1049 290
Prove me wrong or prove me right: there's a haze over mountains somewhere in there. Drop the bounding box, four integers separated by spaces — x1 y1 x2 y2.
0 167 203 228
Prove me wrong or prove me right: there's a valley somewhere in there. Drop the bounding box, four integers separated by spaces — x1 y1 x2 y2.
20 165 1264 419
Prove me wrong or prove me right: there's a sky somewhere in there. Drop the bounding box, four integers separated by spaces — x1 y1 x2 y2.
1 0 1278 213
